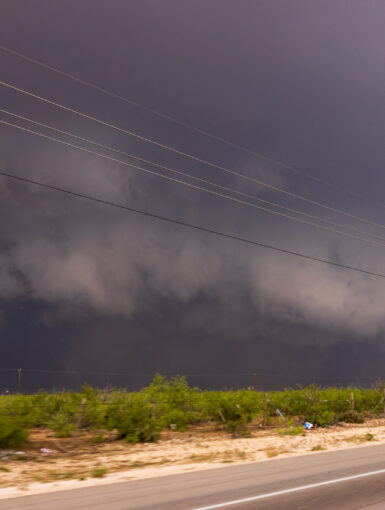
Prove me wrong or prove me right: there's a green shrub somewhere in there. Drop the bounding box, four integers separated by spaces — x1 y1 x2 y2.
91 466 107 478
337 410 365 424
277 425 303 436
144 375 203 430
92 433 104 444
0 378 383 443
108 394 161 443
205 390 261 436
311 444 326 451
305 409 334 427
0 414 29 448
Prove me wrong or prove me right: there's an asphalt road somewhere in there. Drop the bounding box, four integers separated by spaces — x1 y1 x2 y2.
2 444 385 509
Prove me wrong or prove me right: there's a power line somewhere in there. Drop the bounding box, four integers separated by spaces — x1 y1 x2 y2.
0 44 378 207
0 368 290 378
2 108 385 245
0 367 382 382
1 169 385 279
2 117 385 249
1 79 385 233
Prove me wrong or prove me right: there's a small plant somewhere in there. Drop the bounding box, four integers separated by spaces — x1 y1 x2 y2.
277 425 303 436
365 433 374 441
225 420 251 437
306 409 334 427
338 410 365 424
205 390 261 437
0 415 29 448
108 393 162 443
54 425 74 438
49 470 75 480
264 446 279 458
91 466 107 478
92 433 104 444
0 466 10 472
311 444 326 451
13 453 28 461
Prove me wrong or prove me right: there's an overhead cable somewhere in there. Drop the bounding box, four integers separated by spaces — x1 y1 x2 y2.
1 79 384 232
2 108 385 244
0 44 377 205
1 168 385 279
2 117 385 248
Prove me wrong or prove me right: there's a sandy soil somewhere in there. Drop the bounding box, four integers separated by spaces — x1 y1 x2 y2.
1 419 385 498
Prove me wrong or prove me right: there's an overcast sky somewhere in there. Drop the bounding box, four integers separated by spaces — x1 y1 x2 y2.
1 0 385 391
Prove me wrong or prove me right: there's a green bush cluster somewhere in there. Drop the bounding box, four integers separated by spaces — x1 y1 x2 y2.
205 390 263 436
337 410 365 424
0 377 384 447
0 414 29 448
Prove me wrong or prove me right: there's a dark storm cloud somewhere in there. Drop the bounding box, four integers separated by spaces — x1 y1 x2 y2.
0 120 384 338
1 0 385 387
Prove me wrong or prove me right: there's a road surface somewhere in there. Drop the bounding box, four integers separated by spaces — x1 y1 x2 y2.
2 444 385 509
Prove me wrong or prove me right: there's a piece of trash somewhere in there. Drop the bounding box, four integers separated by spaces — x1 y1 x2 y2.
304 422 314 430
169 424 177 430
275 407 285 420
14 451 26 456
40 448 54 455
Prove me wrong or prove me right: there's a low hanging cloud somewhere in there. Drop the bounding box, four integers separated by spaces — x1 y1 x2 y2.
251 252 385 337
1 133 385 341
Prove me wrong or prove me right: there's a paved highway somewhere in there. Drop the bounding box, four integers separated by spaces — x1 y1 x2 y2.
2 444 385 509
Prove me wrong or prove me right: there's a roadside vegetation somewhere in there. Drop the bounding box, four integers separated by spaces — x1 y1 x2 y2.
1 375 384 448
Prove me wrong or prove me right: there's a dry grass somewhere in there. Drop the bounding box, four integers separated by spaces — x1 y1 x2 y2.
264 446 289 458
1 419 385 492
31 470 78 483
343 433 375 444
311 444 326 451
91 467 108 478
189 449 250 464
189 453 221 463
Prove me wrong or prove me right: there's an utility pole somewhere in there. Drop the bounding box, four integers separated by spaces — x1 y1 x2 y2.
17 368 22 394
263 393 269 428
350 391 355 411
253 373 258 392
383 388 385 415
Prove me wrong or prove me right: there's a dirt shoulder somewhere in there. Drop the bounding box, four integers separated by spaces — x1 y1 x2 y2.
1 418 385 499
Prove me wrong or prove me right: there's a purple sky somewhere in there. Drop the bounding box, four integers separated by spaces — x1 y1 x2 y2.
1 0 385 390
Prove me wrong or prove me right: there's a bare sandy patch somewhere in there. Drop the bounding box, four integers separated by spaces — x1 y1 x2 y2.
1 418 385 499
